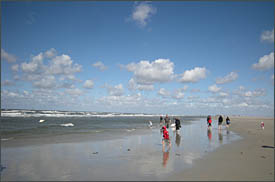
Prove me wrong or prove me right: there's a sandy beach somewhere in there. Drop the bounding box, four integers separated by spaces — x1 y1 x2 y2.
166 117 274 181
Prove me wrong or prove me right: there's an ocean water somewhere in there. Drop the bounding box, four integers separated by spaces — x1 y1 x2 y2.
0 109 201 140
0 109 241 180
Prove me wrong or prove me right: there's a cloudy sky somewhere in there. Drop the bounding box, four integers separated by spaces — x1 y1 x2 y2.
1 1 274 116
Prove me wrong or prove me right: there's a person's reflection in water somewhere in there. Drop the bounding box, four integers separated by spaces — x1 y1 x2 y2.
162 142 171 167
218 130 223 143
207 128 212 141
175 133 181 147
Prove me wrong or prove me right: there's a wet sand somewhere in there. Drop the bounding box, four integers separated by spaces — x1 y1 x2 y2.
166 117 274 181
1 118 241 181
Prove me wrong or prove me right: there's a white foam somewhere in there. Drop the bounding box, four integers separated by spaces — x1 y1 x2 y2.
1 109 181 118
126 129 136 132
1 137 14 141
39 120 45 123
60 123 74 127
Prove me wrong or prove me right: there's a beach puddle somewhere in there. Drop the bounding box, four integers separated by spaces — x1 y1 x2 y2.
1 119 241 180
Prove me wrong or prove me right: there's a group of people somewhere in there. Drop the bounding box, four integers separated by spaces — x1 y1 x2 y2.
159 114 181 148
207 115 231 130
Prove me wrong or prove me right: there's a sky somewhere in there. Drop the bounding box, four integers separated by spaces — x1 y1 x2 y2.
1 1 274 116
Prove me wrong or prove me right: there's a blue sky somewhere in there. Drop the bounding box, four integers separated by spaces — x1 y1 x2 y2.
1 1 274 116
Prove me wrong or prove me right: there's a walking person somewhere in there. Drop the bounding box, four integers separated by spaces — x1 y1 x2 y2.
218 115 223 130
174 117 181 134
164 114 170 129
226 116 230 128
207 115 212 129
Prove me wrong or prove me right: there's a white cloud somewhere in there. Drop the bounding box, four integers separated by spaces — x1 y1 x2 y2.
131 2 156 27
47 54 82 75
208 84 221 93
233 86 266 98
66 88 83 96
125 59 174 85
21 53 44 73
11 64 19 72
219 92 228 97
19 49 82 91
33 75 56 89
83 80 94 89
158 88 170 98
106 84 124 96
244 89 266 97
128 78 154 91
1 49 16 63
92 61 107 71
179 67 207 83
271 74 274 84
44 48 57 58
172 88 185 99
238 102 248 107
261 29 274 42
252 52 274 70
216 72 238 84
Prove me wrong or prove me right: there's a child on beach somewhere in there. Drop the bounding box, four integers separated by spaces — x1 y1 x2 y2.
261 121 264 130
162 126 171 147
207 115 212 129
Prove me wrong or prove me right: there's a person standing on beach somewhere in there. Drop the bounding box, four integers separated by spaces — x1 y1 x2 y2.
162 126 171 147
174 117 181 134
207 115 212 129
226 116 230 128
164 114 170 128
218 115 223 130
160 116 164 127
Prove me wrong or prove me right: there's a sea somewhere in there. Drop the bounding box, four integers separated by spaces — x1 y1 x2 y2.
0 109 202 141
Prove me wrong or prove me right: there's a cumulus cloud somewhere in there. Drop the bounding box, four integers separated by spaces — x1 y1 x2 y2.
179 67 207 83
244 89 266 97
83 80 94 89
131 2 156 27
233 86 266 98
172 88 185 99
33 75 56 89
252 52 274 70
216 72 238 84
219 92 229 97
128 78 154 91
65 88 83 96
125 59 174 85
21 53 44 73
158 88 170 98
19 49 83 92
261 29 274 42
92 61 107 71
11 64 19 72
47 54 82 75
44 48 57 58
208 84 221 93
1 49 16 63
105 84 124 96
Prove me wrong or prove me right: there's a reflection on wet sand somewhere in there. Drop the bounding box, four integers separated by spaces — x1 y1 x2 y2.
162 144 171 167
175 133 181 147
218 130 223 143
207 128 212 141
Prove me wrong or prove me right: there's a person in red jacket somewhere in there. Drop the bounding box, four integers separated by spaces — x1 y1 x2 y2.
162 126 171 147
207 115 212 129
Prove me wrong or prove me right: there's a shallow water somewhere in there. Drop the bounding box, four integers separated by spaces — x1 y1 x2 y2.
1 118 241 181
